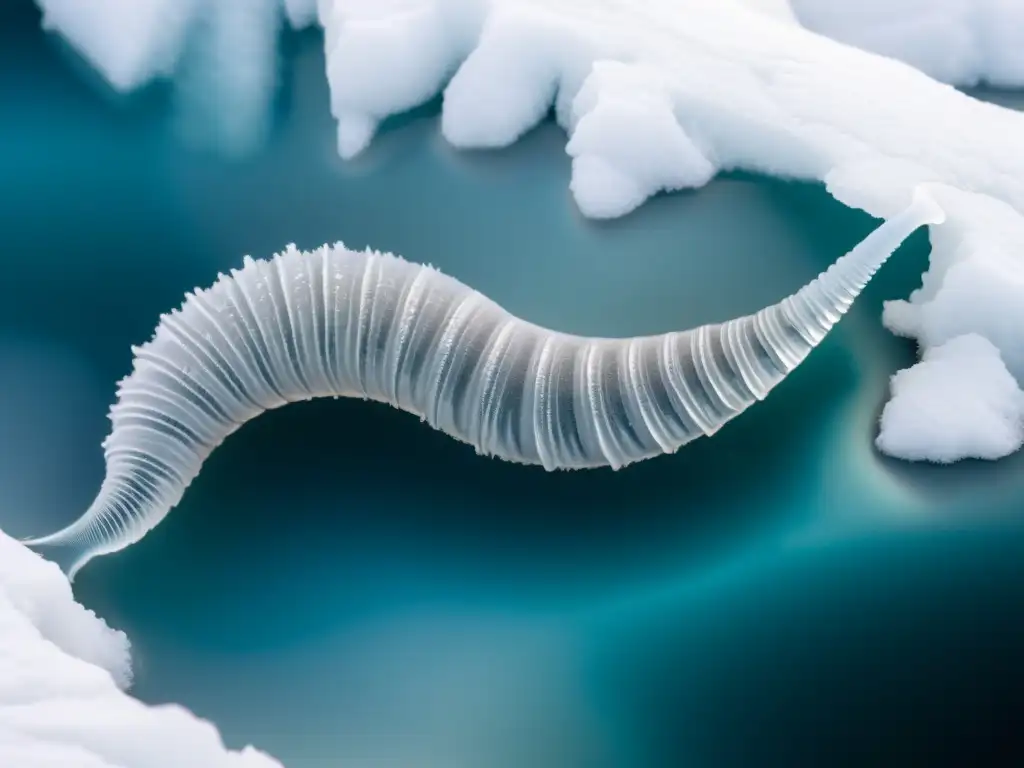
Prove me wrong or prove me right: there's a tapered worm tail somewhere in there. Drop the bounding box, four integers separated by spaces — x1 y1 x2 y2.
23 187 945 580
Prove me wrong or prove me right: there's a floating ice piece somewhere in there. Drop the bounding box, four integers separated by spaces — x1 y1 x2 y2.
36 0 196 91
877 186 1024 464
23 189 944 579
0 528 284 768
877 334 1024 463
566 62 715 219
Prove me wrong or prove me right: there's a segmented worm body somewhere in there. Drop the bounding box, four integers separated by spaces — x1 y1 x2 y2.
26 189 945 578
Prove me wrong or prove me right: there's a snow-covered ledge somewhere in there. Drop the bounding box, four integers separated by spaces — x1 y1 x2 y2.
11 4 1024 764
0 529 284 767
790 0 1024 88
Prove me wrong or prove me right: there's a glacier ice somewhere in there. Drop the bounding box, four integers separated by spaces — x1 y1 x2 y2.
0 528 285 768
24 191 943 579
33 0 1024 466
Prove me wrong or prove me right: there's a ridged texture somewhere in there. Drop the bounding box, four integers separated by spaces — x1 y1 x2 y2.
25 189 945 579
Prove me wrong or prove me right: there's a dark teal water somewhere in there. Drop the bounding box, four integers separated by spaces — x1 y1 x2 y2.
2 4 1023 766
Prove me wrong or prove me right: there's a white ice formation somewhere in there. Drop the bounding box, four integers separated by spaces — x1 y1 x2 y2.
878 185 1024 461
23 190 943 579
0 528 284 768
876 334 1024 463
790 0 1024 88
32 0 1024 466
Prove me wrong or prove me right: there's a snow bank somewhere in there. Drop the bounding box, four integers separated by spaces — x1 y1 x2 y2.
313 0 1024 221
790 0 1024 88
878 185 1024 462
31 0 1024 464
0 529 285 768
884 186 1024 385
36 0 196 91
35 0 1024 215
877 334 1024 462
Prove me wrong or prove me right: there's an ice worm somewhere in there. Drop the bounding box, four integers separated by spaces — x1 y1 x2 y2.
25 188 945 579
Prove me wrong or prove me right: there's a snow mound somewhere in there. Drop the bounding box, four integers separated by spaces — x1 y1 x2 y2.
566 62 715 218
878 186 1024 463
884 186 1024 384
877 334 1024 463
31 0 1024 459
790 0 1024 88
0 529 284 768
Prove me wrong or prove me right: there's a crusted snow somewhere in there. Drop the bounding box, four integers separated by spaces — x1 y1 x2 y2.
30 1 1024 456
878 186 1024 462
790 0 1024 88
0 529 285 768
877 334 1024 463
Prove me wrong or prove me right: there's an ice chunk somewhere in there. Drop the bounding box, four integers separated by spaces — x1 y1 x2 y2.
323 0 485 156
0 528 284 768
884 186 1024 383
567 62 714 219
877 334 1024 463
36 0 197 90
875 186 1024 462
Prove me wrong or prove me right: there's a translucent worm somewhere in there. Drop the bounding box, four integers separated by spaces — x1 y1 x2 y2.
25 188 945 579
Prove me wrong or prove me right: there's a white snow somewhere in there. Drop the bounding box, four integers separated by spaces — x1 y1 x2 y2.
0 529 285 768
28 2 1024 447
36 0 196 91
884 186 1024 385
877 334 1024 463
877 186 1024 462
790 0 1024 88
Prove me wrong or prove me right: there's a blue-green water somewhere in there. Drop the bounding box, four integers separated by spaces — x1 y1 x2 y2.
2 3 1024 766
